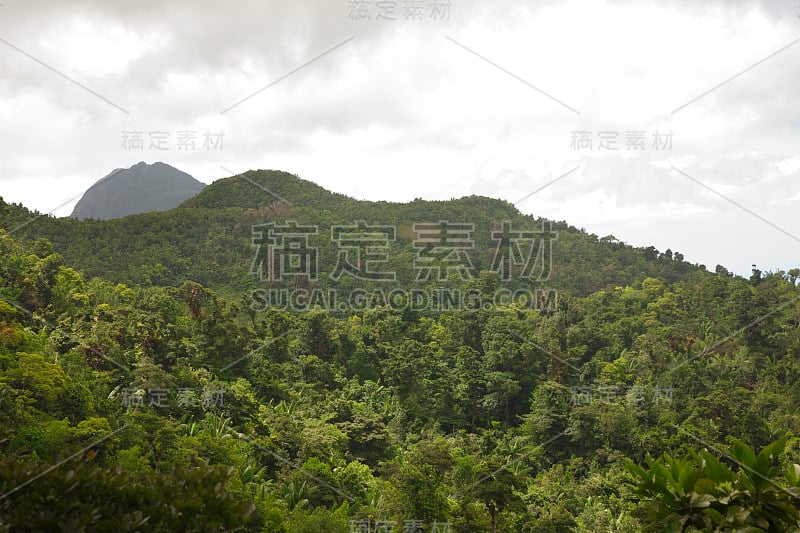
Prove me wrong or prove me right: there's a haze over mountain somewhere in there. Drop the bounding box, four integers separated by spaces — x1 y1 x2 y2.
70 162 205 220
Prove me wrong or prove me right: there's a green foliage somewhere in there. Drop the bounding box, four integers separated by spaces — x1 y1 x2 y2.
1 200 799 531
0 455 254 531
628 435 800 531
4 172 709 299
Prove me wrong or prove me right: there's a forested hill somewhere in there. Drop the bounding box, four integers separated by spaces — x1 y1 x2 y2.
2 170 800 531
1 169 707 296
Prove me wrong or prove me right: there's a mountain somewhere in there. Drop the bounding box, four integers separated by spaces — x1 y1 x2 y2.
2 169 708 296
70 161 205 220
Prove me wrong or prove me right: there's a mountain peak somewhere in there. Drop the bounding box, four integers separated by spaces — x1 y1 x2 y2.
71 162 205 220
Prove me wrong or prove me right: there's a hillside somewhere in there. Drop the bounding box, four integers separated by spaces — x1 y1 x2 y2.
3 169 707 298
0 206 799 530
0 169 799 530
70 161 205 220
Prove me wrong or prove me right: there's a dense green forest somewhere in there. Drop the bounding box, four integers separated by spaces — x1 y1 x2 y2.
1 171 799 531
1 170 705 297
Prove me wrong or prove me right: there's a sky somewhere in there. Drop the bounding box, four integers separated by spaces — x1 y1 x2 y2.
1 0 799 276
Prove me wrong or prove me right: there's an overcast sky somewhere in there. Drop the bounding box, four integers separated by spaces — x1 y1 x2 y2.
1 0 799 276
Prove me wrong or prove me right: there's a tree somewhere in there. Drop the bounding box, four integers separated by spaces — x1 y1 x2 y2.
458 456 524 533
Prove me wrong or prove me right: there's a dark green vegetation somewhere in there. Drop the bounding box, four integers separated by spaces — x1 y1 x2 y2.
629 436 800 531
3 170 704 296
1 170 799 531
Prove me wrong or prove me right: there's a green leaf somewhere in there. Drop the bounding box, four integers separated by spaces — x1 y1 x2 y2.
688 492 715 509
730 439 757 470
701 450 733 484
